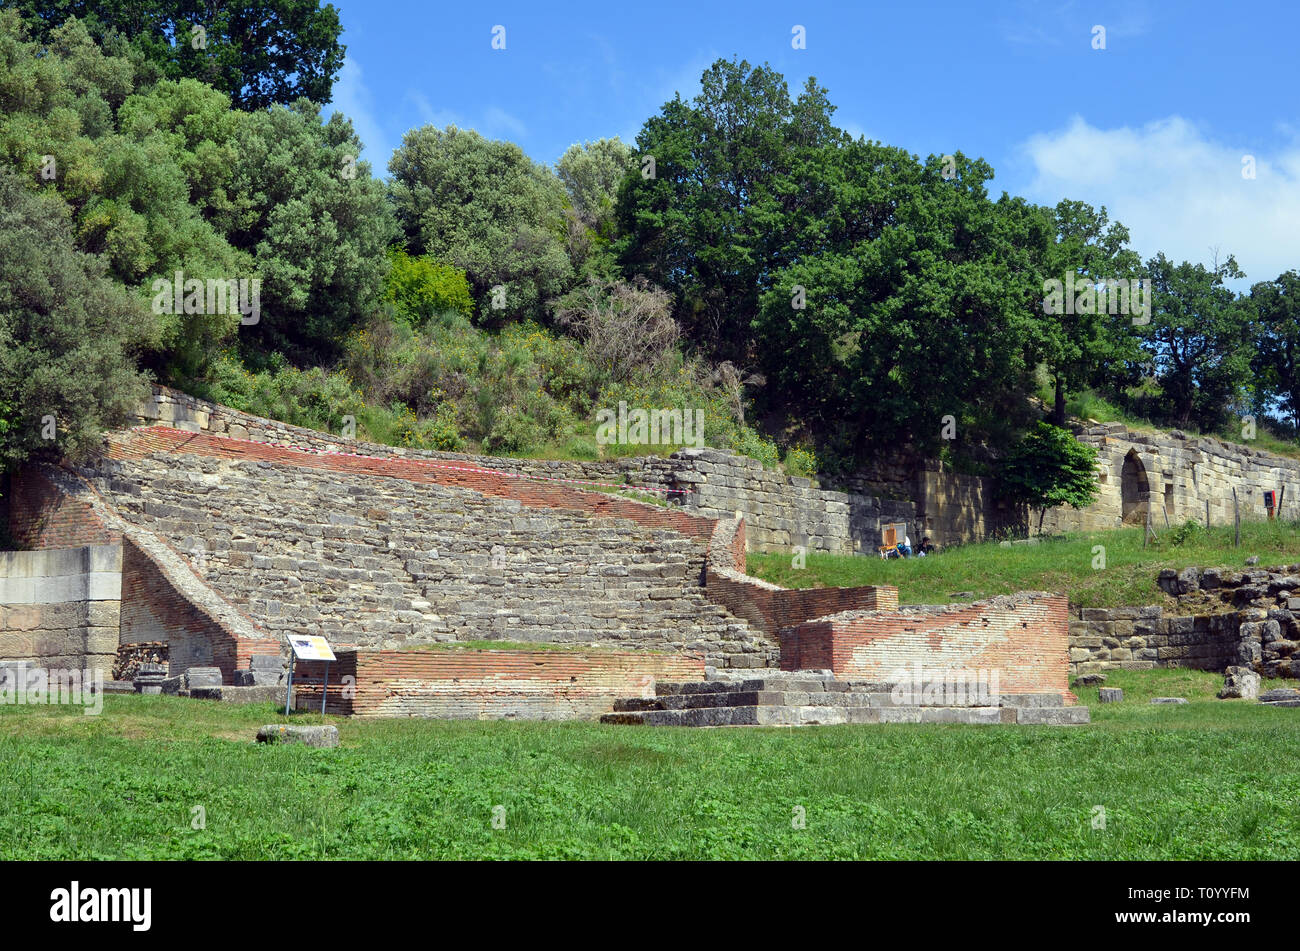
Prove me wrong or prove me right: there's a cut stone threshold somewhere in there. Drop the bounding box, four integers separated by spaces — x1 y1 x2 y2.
601 672 1089 727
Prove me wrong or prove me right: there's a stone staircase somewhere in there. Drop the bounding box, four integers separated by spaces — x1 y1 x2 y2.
600 672 1090 726
75 447 778 668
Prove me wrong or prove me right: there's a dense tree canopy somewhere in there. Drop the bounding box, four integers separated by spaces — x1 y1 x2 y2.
389 125 573 325
0 5 1297 495
2 0 345 109
1000 421 1101 534
0 167 150 467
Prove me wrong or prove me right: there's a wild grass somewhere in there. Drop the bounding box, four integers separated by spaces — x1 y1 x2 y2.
1 668 1296 859
746 520 1300 607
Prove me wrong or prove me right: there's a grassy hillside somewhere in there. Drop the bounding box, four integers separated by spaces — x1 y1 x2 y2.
746 520 1300 607
1 668 1296 860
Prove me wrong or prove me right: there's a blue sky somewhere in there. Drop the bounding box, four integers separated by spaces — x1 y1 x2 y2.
327 0 1300 288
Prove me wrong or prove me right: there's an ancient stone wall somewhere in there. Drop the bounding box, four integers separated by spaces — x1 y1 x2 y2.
138 387 1300 550
782 593 1074 701
0 545 121 672
1044 423 1300 534
1068 565 1300 678
136 386 915 555
1067 605 1238 677
292 648 705 719
78 435 778 668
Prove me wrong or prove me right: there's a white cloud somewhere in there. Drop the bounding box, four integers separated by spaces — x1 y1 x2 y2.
403 95 527 142
1018 115 1300 286
327 57 394 174
1000 0 1151 47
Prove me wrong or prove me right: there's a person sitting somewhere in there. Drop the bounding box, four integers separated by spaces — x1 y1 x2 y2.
896 534 913 558
917 537 935 557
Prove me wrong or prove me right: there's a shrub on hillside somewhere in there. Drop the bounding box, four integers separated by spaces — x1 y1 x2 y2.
383 249 474 324
199 352 363 437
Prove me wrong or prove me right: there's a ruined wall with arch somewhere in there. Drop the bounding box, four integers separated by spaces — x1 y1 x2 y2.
1042 422 1300 534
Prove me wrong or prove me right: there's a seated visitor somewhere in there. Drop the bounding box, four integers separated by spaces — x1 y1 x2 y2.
917 537 935 556
897 534 912 558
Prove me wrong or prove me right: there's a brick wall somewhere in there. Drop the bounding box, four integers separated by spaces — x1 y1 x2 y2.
781 593 1073 700
119 536 276 680
7 464 119 550
703 569 897 639
291 648 705 719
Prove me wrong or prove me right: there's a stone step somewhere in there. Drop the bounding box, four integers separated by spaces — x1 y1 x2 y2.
1013 706 1091 725
600 703 1090 727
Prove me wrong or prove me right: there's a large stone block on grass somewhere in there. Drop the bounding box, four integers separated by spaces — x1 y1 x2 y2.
1217 666 1260 700
256 725 339 748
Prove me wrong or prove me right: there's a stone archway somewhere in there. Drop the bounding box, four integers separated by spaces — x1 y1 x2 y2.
1121 450 1151 524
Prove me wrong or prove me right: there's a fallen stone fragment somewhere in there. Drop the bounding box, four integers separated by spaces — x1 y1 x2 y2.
256 725 339 748
1259 688 1300 703
1217 666 1260 700
1074 673 1107 687
1150 697 1188 704
1098 687 1123 703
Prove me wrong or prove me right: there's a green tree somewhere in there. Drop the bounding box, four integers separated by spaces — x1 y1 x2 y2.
1251 270 1300 434
0 167 150 469
1140 252 1252 431
4 0 345 109
754 149 1046 459
389 125 573 325
556 137 631 233
0 13 132 194
616 58 844 361
221 99 396 358
1035 200 1144 425
1000 421 1101 535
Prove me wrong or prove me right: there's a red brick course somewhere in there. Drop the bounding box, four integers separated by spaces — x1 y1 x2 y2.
108 427 717 541
781 593 1075 701
7 465 119 549
292 648 705 718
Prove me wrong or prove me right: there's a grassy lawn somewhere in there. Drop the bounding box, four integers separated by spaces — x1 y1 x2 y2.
747 520 1300 607
1 668 1296 860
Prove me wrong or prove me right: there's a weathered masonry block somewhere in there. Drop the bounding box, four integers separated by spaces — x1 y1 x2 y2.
0 544 121 672
1068 564 1300 679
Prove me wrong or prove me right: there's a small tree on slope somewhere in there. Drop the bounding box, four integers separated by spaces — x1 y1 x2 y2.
1000 421 1100 536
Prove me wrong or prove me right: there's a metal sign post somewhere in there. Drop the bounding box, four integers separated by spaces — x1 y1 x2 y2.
283 662 294 716
285 636 337 717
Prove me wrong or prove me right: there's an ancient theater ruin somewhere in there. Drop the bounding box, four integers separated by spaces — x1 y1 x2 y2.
0 387 1086 726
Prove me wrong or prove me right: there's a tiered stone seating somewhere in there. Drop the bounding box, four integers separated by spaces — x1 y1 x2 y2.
78 450 777 668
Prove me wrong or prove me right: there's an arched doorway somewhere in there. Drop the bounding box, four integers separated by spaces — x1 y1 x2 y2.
1121 450 1150 523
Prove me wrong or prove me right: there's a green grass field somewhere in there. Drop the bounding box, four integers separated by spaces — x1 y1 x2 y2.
2 668 1297 860
747 520 1300 607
